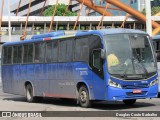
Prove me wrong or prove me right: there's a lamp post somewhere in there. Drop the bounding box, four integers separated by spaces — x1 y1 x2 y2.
0 0 4 42
8 0 11 42
145 0 152 36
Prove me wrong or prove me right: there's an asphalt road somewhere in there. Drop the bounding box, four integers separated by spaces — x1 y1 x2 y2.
0 83 160 120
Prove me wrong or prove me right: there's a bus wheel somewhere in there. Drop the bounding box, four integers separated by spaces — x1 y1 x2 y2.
123 99 136 106
78 85 91 108
26 84 35 103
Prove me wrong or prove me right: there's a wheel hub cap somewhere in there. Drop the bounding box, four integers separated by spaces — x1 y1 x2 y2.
80 91 87 102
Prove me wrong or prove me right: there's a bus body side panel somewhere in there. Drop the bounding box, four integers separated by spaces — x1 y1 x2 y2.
32 63 77 98
47 64 57 97
2 66 13 94
33 64 50 96
12 64 35 96
13 65 24 95
92 72 106 100
49 63 77 98
21 65 30 95
46 62 92 99
73 62 94 99
41 62 95 99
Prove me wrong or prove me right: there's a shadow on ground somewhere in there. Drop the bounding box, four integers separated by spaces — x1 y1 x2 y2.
3 96 156 110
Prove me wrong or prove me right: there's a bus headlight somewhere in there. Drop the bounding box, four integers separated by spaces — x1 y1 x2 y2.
150 79 159 86
108 79 122 88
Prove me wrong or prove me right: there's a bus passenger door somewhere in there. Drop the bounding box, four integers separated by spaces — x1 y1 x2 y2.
91 49 106 100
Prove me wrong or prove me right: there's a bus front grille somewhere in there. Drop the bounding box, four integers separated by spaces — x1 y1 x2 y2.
122 85 149 89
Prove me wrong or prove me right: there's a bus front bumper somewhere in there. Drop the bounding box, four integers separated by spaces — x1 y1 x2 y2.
106 84 158 101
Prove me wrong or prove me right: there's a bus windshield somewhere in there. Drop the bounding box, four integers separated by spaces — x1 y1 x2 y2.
104 34 156 77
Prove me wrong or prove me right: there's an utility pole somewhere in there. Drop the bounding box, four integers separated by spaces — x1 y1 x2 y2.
8 0 11 42
0 0 4 42
145 0 152 36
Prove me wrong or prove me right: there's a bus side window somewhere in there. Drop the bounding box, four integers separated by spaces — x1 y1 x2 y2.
75 37 89 62
92 49 103 70
3 47 8 64
17 46 22 63
59 39 73 62
152 41 156 50
23 44 33 64
59 40 67 62
88 35 102 67
46 41 58 63
92 49 104 79
52 41 58 62
34 43 45 63
7 47 12 64
156 51 160 62
154 40 160 62
46 42 53 63
66 39 73 61
13 46 22 64
13 46 18 64
28 44 34 63
23 45 28 63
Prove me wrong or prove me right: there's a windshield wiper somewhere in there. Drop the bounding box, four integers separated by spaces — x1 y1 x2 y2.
121 56 148 79
133 50 148 78
121 58 133 78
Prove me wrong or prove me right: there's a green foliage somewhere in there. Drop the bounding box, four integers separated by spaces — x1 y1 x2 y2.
141 6 160 15
151 6 160 15
141 8 146 15
43 4 77 16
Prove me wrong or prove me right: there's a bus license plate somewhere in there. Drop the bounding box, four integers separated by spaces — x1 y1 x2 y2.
133 89 142 94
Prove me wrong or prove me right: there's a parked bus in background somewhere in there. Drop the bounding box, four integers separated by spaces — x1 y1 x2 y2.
1 29 158 108
152 35 160 92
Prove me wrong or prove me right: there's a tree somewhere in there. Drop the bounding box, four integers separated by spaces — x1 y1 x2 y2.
141 8 146 15
142 6 160 15
43 4 77 16
151 6 160 15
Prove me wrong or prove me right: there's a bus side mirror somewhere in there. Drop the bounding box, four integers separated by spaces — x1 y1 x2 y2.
101 49 106 59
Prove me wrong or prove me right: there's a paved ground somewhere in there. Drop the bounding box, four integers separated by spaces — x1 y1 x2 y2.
0 84 160 120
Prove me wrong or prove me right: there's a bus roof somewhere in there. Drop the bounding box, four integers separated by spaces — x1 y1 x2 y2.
3 28 147 46
152 35 160 40
100 28 147 35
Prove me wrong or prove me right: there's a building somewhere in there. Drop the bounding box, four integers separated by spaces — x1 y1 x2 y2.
139 0 145 11
151 0 160 7
10 0 150 16
72 0 87 15
108 0 140 16
72 0 146 16
10 0 70 16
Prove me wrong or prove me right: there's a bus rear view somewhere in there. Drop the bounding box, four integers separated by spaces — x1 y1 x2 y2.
1 29 158 108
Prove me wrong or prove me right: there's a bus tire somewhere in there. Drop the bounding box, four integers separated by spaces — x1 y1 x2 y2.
78 85 92 108
25 84 35 103
123 99 136 106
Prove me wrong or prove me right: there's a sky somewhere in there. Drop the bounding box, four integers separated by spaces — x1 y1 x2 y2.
0 0 19 15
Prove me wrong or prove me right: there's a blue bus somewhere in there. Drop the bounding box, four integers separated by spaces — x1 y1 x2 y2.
1 29 158 108
152 35 160 92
